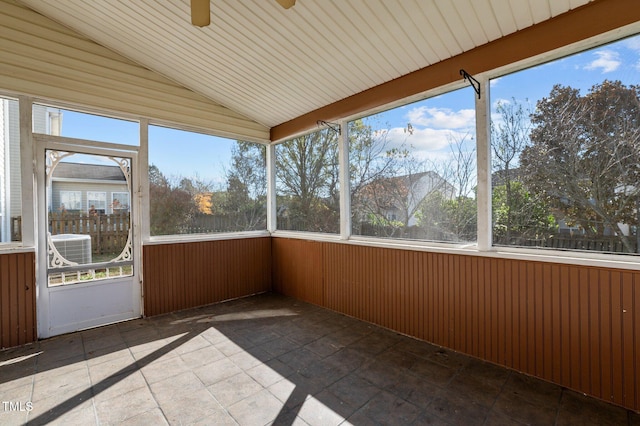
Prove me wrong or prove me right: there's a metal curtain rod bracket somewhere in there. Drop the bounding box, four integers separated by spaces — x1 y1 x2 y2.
317 120 341 135
460 69 481 99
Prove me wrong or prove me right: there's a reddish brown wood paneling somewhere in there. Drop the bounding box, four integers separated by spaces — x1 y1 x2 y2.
272 238 324 305
272 238 640 412
143 238 271 317
0 252 36 348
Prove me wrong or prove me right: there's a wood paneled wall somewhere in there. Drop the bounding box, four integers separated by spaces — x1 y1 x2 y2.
0 252 36 348
272 237 640 412
143 237 272 316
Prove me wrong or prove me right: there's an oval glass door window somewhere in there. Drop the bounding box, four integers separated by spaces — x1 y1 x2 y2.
46 150 133 286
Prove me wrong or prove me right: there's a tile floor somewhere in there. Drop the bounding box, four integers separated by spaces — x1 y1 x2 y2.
1 292 638 425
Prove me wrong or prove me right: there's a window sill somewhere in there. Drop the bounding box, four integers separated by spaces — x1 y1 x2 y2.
272 233 640 271
0 245 35 254
143 230 271 245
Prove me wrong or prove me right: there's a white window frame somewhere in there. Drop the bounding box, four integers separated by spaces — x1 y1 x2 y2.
271 26 640 271
59 190 82 211
144 123 270 243
111 192 130 213
273 127 341 236
87 191 107 214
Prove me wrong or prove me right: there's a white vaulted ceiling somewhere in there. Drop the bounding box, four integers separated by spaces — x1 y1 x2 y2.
19 0 592 129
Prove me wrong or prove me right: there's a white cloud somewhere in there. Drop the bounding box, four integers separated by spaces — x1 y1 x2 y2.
584 49 621 73
622 34 640 51
406 106 475 130
624 36 640 71
385 127 473 160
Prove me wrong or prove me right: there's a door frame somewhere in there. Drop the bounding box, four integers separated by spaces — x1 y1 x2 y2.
35 134 142 338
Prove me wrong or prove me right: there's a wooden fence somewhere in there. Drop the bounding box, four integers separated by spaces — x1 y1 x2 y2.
497 235 638 254
181 214 266 234
47 213 130 256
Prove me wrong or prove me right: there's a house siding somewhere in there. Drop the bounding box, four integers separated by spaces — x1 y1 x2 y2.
0 0 268 141
51 181 128 215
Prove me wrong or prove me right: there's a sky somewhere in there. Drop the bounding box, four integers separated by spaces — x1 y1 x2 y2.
54 32 640 185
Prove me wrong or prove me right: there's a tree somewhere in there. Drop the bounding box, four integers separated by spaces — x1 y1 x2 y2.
148 164 195 235
491 98 533 242
276 128 339 232
492 181 556 244
349 119 401 205
225 141 267 230
521 81 640 252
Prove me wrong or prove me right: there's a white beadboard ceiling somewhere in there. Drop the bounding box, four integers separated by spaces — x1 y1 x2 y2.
19 0 592 129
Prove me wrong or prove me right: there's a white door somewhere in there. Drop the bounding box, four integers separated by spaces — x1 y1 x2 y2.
36 137 141 338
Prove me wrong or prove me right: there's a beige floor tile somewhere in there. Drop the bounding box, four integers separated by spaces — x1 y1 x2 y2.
41 399 97 426
32 364 91 402
228 388 285 425
179 344 225 368
95 386 158 424
0 405 30 426
140 356 189 384
207 371 263 406
149 371 205 405
159 388 225 425
193 357 242 386
118 407 169 426
92 370 148 403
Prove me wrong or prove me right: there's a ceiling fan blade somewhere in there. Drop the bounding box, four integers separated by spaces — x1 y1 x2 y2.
191 0 210 27
275 0 296 9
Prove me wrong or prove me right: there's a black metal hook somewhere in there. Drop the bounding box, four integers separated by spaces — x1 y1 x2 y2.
317 120 341 135
460 69 481 99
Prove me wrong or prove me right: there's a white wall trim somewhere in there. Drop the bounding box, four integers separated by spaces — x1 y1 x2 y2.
266 144 277 233
339 120 351 240
476 78 491 251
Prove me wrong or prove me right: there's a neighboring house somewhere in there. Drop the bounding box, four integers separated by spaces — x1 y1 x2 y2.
50 162 129 215
0 102 59 242
359 171 456 227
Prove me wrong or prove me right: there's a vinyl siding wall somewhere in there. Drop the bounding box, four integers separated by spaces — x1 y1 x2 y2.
0 0 269 141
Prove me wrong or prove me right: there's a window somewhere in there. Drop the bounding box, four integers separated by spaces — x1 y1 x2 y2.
148 125 266 236
275 129 340 233
32 105 139 145
490 33 640 255
59 191 82 212
0 97 20 243
111 192 130 213
87 192 107 215
350 87 477 243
